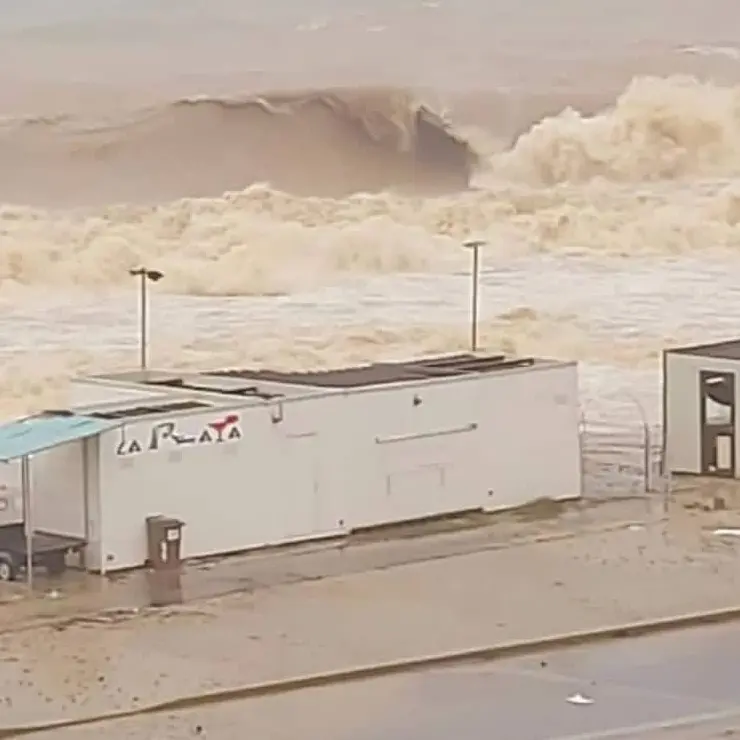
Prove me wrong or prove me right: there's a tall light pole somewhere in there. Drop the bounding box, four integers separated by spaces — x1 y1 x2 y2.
463 240 485 352
129 267 164 370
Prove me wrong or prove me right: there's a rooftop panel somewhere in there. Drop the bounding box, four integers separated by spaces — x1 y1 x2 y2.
209 353 539 389
143 377 283 399
89 400 211 421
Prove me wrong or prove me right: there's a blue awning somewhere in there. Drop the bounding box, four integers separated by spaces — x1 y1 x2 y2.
0 414 119 462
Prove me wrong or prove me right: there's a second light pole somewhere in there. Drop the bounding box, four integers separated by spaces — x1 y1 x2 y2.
129 267 164 370
463 239 485 352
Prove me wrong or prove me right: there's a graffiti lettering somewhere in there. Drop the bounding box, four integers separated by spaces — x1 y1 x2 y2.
149 421 196 450
116 414 242 456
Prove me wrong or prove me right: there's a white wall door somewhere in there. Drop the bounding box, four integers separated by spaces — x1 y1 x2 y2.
281 433 321 539
378 434 451 523
31 441 86 539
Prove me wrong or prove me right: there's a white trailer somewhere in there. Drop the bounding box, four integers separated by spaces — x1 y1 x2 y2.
11 352 581 573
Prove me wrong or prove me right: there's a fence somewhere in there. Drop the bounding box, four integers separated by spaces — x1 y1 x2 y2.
579 409 665 501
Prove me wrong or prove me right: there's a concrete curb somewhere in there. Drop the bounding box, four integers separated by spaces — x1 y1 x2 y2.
3 602 740 737
0 517 644 638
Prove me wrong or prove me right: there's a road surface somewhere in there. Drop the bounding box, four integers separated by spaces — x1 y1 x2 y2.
22 620 740 739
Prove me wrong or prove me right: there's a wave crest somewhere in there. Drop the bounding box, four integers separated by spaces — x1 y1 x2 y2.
0 87 478 207
494 76 740 184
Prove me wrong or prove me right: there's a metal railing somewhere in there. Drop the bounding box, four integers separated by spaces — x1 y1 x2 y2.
579 396 664 500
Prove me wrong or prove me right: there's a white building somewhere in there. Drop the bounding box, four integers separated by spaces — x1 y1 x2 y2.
0 352 582 574
663 339 740 479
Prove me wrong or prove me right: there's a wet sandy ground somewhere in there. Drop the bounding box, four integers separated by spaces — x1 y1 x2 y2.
0 496 638 627
0 490 738 733
29 620 740 740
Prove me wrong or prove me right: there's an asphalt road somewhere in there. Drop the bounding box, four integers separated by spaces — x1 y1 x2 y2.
358 625 740 740
25 620 740 739
348 622 740 740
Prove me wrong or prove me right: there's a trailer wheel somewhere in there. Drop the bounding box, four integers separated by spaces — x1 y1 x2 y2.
0 554 17 582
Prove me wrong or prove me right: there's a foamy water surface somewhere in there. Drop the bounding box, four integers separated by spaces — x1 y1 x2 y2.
2 0 740 431
0 250 735 427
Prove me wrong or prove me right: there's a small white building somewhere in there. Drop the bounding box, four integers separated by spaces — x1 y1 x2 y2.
663 339 740 478
1 352 581 573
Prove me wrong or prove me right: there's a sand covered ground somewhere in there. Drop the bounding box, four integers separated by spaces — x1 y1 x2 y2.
0 490 734 737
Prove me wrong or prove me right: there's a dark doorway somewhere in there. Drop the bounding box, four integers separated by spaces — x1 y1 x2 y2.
700 370 736 477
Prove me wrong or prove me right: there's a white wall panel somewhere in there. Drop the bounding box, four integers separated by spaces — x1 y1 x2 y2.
92 363 582 571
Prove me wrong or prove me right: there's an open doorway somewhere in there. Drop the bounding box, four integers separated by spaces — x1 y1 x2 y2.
699 370 736 477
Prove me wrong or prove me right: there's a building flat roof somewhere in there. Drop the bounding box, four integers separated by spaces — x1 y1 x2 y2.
667 339 740 360
208 353 544 389
78 353 565 412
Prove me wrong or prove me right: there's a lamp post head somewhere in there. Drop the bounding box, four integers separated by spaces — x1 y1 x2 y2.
463 239 486 250
129 267 164 282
